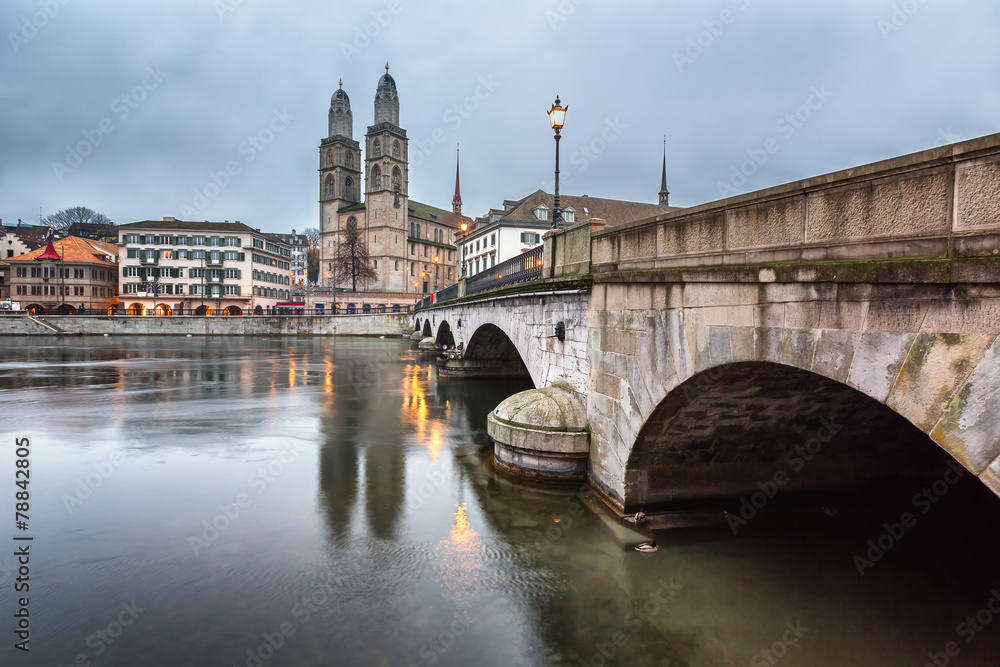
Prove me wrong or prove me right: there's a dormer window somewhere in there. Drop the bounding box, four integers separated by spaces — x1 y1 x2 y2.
563 207 575 223
533 205 548 221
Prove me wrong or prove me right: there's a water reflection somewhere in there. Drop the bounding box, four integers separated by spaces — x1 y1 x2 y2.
2 337 1000 666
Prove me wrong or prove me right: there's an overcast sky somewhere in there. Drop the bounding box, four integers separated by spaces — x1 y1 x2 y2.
2 0 998 233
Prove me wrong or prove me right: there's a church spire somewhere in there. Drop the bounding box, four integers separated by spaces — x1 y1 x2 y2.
452 144 462 216
658 136 670 211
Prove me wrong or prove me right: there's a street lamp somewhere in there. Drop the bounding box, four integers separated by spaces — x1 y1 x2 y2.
433 255 440 291
547 95 568 230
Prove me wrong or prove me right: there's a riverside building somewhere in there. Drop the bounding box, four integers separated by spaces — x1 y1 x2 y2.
2 235 119 314
117 219 292 315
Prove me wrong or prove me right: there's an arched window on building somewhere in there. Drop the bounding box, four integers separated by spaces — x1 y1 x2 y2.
345 178 354 200
372 166 382 190
346 152 353 167
391 166 401 191
373 259 377 269
415 224 420 238
373 139 381 157
326 150 333 166
324 174 335 199
392 141 400 158
394 260 400 270
409 222 414 237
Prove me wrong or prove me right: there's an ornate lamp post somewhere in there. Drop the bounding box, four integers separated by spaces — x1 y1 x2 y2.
433 255 440 291
547 96 568 230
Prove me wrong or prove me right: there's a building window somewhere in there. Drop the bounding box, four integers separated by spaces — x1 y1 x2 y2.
533 206 548 220
372 166 382 189
394 260 399 270
325 174 335 199
392 166 401 191
415 224 420 238
326 150 333 165
563 209 575 223
392 140 400 158
373 139 381 156
520 232 541 244
345 177 354 200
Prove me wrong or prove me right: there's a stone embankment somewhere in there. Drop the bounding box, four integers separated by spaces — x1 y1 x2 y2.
0 313 409 336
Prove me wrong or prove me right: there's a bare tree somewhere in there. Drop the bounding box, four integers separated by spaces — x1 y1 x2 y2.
335 220 377 291
304 227 320 284
44 207 114 236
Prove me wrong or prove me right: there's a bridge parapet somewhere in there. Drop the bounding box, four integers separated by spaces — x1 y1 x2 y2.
565 134 1000 275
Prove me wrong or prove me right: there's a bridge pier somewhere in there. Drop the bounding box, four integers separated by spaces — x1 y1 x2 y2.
487 385 590 482
436 354 530 379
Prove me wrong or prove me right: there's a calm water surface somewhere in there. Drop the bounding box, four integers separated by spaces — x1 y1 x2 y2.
0 336 998 666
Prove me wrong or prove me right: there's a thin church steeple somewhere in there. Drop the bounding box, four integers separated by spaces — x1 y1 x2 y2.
659 136 670 211
452 144 462 216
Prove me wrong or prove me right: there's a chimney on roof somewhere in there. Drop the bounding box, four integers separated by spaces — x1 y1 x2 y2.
163 216 175 221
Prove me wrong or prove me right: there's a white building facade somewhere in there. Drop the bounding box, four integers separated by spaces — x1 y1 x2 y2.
117 219 293 315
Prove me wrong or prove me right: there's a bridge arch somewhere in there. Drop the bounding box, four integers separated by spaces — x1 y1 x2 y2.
623 362 951 510
464 323 532 383
435 321 455 348
618 334 1000 511
421 319 432 337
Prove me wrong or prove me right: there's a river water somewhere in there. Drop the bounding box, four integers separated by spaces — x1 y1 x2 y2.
0 336 998 666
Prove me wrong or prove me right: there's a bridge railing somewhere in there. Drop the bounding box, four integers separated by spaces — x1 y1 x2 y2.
466 245 543 297
435 283 460 302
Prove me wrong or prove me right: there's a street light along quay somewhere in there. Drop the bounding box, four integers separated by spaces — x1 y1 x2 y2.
547 96 568 230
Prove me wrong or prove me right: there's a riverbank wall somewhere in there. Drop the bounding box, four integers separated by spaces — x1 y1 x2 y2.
0 313 411 336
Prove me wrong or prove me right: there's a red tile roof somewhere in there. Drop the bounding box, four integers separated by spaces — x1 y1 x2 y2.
4 236 119 267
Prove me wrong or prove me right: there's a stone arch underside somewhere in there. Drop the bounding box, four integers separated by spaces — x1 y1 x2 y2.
622 362 959 511
463 323 532 383
435 320 455 348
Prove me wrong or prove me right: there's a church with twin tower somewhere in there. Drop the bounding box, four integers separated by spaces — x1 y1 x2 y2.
319 65 466 310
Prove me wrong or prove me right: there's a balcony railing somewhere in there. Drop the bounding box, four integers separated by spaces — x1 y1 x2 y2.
465 245 543 297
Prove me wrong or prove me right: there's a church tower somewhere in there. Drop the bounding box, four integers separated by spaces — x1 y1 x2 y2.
319 80 362 287
364 63 409 291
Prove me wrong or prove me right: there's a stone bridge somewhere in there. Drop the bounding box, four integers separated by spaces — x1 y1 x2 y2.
413 134 1000 512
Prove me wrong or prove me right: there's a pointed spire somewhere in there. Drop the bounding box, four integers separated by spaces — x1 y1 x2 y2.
452 144 463 216
338 78 343 88
38 237 61 260
658 136 670 211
